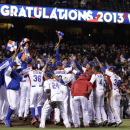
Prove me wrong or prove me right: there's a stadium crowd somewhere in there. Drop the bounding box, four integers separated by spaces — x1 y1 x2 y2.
0 27 130 113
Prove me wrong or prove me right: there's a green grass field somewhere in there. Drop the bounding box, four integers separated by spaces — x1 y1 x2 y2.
0 119 130 130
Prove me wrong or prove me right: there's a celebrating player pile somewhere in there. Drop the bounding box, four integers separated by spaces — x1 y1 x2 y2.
0 33 122 128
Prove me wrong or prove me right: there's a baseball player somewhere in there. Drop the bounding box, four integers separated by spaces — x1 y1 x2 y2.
4 52 23 127
71 74 92 128
72 56 95 123
0 58 13 121
19 58 32 120
39 72 71 128
90 66 108 126
26 63 44 125
96 57 122 127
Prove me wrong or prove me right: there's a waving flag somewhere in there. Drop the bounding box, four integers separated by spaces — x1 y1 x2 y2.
20 38 30 45
21 48 30 60
56 31 64 42
6 40 17 52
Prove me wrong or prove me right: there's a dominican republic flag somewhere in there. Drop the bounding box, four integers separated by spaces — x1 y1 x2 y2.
6 40 17 52
21 48 30 60
56 31 64 42
20 43 29 52
20 38 30 45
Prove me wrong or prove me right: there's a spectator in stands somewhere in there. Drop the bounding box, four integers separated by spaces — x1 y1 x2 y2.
86 0 92 9
72 0 78 9
80 0 87 8
96 0 101 10
26 0 30 5
53 0 61 7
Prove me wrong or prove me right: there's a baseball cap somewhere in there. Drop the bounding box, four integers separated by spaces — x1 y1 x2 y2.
109 66 116 72
13 62 18 66
32 63 38 69
45 72 52 78
81 74 87 78
65 61 71 68
27 58 32 64
56 61 62 66
42 59 46 64
87 61 94 68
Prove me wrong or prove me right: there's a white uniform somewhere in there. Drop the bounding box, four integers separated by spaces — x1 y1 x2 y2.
28 69 44 108
90 72 107 124
19 65 32 118
39 79 70 128
54 68 71 122
105 69 122 124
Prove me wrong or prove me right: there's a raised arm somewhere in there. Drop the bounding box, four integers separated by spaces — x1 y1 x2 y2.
55 44 60 62
95 57 106 73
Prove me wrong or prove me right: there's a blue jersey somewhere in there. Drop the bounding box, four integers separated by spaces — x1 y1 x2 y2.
0 58 12 88
4 62 22 91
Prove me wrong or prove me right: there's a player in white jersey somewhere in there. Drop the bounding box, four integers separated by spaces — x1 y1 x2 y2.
90 66 107 126
95 57 122 127
39 72 71 128
18 58 32 121
26 63 44 125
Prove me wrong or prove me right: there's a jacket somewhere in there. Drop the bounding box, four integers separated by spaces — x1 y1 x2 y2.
71 76 92 98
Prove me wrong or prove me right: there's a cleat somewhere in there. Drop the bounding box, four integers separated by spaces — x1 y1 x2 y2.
96 123 102 127
4 119 13 127
84 125 89 128
108 122 116 127
19 117 23 120
38 117 41 122
66 126 71 128
54 120 60 125
115 122 122 127
23 117 27 121
31 118 37 125
102 120 108 126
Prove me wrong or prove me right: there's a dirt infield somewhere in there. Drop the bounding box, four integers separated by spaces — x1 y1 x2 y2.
0 118 65 128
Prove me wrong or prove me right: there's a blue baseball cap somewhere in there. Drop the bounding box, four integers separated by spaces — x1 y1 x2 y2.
109 66 116 72
56 61 62 66
81 74 87 78
45 72 52 78
42 59 46 64
3 58 8 62
13 62 17 66
65 61 71 68
32 63 38 69
27 58 32 64
87 61 94 68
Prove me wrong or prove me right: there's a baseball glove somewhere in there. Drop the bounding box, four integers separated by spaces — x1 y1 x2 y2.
49 101 57 108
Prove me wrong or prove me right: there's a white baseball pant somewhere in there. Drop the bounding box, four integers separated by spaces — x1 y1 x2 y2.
110 89 122 124
0 85 9 120
73 96 89 127
40 100 70 128
93 90 107 124
19 82 30 118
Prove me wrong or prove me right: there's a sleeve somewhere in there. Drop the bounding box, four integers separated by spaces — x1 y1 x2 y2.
4 62 14 77
64 67 72 74
56 50 60 61
0 58 12 71
60 74 72 85
72 69 81 76
117 80 121 87
74 60 82 72
19 76 23 81
90 74 96 84
52 64 56 70
105 69 113 76
88 81 93 91
101 66 106 73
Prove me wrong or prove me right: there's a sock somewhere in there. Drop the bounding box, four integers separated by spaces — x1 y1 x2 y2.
31 108 35 119
6 108 14 120
37 106 41 118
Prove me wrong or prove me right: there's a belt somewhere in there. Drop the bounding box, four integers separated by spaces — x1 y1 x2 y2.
32 85 42 87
